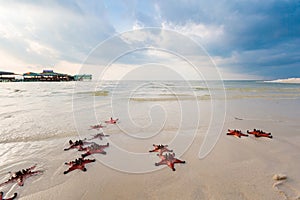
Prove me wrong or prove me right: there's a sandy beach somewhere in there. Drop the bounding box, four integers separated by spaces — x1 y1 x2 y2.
1 85 300 200
1 1 299 199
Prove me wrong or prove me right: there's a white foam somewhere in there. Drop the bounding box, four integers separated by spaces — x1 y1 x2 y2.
265 78 300 83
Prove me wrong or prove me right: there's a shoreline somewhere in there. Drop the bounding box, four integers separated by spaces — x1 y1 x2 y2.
1 113 299 199
0 82 300 199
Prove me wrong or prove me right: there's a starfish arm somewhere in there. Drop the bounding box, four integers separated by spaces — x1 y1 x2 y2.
155 161 163 166
167 162 176 171
174 159 186 164
90 149 106 155
4 192 18 200
64 147 71 151
150 148 159 152
81 152 91 158
226 132 235 135
155 160 167 166
0 192 17 200
64 165 83 174
26 170 43 177
26 164 37 171
83 159 96 164
65 161 73 166
257 133 272 138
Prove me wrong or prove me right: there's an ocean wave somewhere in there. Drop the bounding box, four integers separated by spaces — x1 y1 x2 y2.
265 78 300 84
129 94 211 102
227 93 300 100
226 87 300 93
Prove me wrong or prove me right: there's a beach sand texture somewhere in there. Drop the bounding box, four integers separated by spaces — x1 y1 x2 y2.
0 81 300 200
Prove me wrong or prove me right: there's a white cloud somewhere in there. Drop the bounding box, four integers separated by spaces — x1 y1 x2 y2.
162 21 224 43
25 39 59 58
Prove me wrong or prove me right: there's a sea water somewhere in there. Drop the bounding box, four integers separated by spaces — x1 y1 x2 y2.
1 80 300 144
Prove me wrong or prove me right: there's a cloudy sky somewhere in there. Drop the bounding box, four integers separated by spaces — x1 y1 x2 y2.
0 0 299 80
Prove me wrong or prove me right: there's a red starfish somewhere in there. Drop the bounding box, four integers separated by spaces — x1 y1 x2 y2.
0 165 43 187
64 158 95 174
90 124 106 130
149 144 173 155
227 129 248 138
0 192 17 200
105 117 118 124
81 143 109 158
247 129 273 138
64 139 91 151
88 133 109 140
155 153 186 171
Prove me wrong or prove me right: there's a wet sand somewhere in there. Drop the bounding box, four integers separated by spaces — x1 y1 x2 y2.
1 98 300 200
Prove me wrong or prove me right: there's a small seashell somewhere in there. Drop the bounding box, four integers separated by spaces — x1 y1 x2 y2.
273 174 287 181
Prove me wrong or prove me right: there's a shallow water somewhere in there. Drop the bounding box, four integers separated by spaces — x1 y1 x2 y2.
0 80 299 143
1 80 300 199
